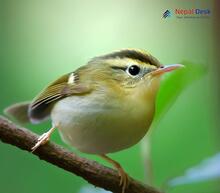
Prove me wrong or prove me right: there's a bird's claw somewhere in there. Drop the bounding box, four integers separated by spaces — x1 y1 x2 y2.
31 127 56 152
31 132 50 152
118 166 129 193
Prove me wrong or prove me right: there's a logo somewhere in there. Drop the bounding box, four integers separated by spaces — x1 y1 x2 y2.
175 8 210 15
162 8 211 19
162 10 172 18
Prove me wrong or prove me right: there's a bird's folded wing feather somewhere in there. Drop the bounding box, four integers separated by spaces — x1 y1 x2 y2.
29 72 92 123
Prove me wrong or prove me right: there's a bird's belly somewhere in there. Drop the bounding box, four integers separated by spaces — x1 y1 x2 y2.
51 96 154 154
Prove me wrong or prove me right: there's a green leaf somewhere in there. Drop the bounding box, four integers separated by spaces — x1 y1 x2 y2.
153 61 206 125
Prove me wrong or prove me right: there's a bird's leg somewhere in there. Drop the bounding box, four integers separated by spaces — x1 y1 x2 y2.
99 154 129 193
31 127 56 152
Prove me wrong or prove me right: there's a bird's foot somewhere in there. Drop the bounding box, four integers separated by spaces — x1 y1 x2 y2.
99 154 129 193
117 164 129 193
31 127 55 152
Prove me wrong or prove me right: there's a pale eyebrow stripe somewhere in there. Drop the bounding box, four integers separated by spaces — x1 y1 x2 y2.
97 49 160 66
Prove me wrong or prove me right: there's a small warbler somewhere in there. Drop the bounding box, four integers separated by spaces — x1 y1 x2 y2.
5 49 183 193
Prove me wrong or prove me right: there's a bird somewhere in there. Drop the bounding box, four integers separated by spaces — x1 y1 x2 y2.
5 48 183 193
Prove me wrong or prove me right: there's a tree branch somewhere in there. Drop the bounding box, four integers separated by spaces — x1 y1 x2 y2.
0 116 162 193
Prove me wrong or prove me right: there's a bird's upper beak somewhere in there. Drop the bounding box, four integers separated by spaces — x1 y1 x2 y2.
150 64 184 76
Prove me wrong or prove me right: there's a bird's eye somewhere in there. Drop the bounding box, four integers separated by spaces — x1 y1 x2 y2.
127 65 140 76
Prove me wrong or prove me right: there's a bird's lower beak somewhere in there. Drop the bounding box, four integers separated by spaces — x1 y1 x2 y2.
151 64 184 76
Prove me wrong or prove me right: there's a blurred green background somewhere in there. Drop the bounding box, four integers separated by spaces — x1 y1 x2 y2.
1 0 218 193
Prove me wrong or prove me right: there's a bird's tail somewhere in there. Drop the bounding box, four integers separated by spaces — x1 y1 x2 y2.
4 102 31 124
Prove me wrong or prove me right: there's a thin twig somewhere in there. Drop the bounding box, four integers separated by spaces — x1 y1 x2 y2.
0 116 163 193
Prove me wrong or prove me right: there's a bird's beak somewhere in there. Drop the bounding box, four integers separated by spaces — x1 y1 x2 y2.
151 64 184 76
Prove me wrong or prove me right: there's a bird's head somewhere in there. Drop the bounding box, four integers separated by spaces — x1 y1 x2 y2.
81 49 183 102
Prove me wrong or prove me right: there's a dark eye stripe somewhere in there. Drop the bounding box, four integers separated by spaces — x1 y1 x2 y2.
111 66 127 71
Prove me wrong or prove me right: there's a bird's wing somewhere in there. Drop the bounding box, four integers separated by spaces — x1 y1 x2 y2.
29 72 92 123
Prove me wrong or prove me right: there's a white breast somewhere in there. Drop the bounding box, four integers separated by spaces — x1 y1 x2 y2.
51 88 156 154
